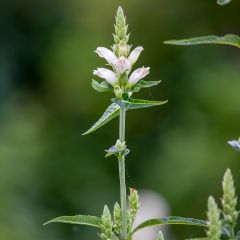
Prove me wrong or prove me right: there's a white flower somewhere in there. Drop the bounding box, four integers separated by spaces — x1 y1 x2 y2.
95 47 117 65
128 46 144 65
128 67 150 85
93 68 118 85
113 56 131 74
228 139 240 151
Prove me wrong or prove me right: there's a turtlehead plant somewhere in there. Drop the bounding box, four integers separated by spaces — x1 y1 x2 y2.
44 6 208 240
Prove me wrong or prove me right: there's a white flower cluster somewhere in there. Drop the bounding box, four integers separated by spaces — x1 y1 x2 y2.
92 7 150 98
93 47 149 90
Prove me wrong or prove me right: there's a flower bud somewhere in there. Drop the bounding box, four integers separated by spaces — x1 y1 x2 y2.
222 169 239 228
128 46 144 65
115 139 126 150
128 67 150 86
93 68 118 86
206 196 222 240
114 86 123 99
118 40 129 57
101 205 113 240
113 202 122 235
95 47 117 65
129 188 140 221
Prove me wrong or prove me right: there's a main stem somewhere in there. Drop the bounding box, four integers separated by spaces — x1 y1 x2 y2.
118 107 127 240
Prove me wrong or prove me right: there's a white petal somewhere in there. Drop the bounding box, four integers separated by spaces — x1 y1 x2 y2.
128 46 144 65
93 68 118 85
113 56 131 74
95 47 117 65
128 67 150 85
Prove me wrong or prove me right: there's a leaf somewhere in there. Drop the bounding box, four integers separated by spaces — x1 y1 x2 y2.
92 79 113 93
131 216 207 235
44 215 101 228
137 80 161 88
112 98 168 110
133 80 161 92
164 34 240 48
186 238 208 240
82 103 120 135
217 0 231 5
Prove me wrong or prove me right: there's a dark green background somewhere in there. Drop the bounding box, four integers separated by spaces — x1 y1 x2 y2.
0 0 240 239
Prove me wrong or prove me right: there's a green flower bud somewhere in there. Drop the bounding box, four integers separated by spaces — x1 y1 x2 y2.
206 196 222 240
114 86 123 99
118 40 129 57
222 168 239 229
113 7 130 58
113 202 122 235
129 188 140 222
115 7 126 33
101 205 113 240
115 139 126 150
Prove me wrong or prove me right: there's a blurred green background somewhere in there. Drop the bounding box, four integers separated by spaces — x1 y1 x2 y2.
0 0 240 239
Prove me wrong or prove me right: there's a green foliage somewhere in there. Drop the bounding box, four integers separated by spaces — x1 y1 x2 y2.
82 103 120 135
132 80 161 93
131 217 207 235
43 215 102 228
206 196 222 240
92 79 113 93
165 35 240 49
112 98 168 110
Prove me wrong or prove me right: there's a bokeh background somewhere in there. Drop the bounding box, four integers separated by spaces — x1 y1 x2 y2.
1 0 240 239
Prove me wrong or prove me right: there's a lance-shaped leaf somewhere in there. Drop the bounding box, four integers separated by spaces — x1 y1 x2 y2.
44 215 101 228
131 216 207 235
112 98 168 110
92 79 113 93
133 80 161 93
82 103 120 135
164 34 240 49
217 0 231 5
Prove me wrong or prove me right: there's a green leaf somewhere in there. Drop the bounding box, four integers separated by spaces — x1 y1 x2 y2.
186 238 208 240
112 98 168 110
131 216 207 235
92 79 113 93
164 34 240 48
44 215 101 228
82 103 120 135
133 80 161 92
217 0 231 5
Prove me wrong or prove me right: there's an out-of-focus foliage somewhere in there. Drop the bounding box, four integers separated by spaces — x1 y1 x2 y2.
0 0 240 240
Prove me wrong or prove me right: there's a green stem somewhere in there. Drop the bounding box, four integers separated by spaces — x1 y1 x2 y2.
118 107 127 240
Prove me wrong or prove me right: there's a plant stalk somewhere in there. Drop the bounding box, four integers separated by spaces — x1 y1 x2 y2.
118 107 127 240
